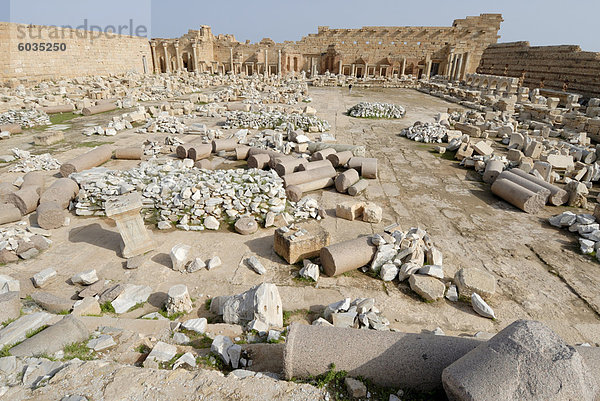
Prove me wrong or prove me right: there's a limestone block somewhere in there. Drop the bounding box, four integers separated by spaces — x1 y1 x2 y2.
274 221 330 264
336 201 365 221
454 268 496 299
472 141 494 156
442 320 599 401
165 284 193 315
408 274 445 301
362 203 383 223
32 268 56 288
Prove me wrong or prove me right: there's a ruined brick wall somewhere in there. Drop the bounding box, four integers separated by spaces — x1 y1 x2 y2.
477 42 600 99
0 22 152 83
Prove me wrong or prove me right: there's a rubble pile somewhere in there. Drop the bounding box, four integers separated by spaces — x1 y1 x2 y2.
71 159 319 230
0 109 50 128
400 122 448 143
549 211 600 260
223 110 330 132
347 102 406 119
313 297 390 330
361 226 497 318
7 149 61 172
0 222 52 262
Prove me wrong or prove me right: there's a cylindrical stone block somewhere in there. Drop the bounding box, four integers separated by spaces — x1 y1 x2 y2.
269 155 295 169
295 177 334 193
0 124 22 134
248 153 271 169
348 158 378 179
491 178 545 214
282 166 337 188
283 324 483 390
40 178 79 209
188 144 212 161
510 168 569 206
0 183 18 203
22 171 45 192
0 204 22 225
60 145 113 177
335 169 360 193
312 148 336 161
348 180 369 196
327 151 354 168
297 160 333 172
41 104 75 114
497 171 551 204
235 146 251 160
82 103 117 116
212 138 238 152
194 159 214 170
114 147 142 160
176 145 190 159
320 236 377 276
307 143 366 157
36 201 65 230
8 187 40 215
274 158 306 177
285 186 304 203
482 160 504 184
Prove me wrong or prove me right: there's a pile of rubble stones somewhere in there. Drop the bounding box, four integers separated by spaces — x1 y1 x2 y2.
347 102 406 119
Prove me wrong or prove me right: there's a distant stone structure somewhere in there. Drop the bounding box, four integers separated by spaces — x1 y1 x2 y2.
478 41 600 99
151 14 503 80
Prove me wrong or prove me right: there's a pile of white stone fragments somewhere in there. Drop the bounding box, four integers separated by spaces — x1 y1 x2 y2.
347 102 406 119
72 159 289 231
7 149 61 173
549 211 600 260
223 110 330 132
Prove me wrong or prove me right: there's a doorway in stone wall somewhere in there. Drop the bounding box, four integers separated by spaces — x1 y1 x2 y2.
431 62 440 77
356 67 364 78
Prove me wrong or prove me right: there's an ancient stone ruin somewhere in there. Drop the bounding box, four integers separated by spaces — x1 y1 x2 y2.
0 7 598 401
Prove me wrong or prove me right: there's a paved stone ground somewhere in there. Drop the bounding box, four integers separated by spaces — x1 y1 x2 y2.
1 85 599 352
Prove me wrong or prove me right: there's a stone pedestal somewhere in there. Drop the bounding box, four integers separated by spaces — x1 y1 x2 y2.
105 192 155 259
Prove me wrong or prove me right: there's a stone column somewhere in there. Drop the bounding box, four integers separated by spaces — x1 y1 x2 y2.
278 50 282 76
401 58 406 76
338 59 343 75
364 63 368 78
460 52 470 80
150 42 157 74
191 42 199 72
230 48 234 73
351 64 356 77
425 60 432 79
174 41 181 71
454 54 463 81
105 192 155 259
162 43 170 73
265 49 269 76
449 54 457 80
445 52 453 76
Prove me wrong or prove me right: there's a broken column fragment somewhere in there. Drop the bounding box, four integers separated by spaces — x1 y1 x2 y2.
60 145 113 177
491 178 545 214
320 236 378 276
216 283 283 330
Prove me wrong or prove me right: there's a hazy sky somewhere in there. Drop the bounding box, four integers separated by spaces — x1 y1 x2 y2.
2 0 599 52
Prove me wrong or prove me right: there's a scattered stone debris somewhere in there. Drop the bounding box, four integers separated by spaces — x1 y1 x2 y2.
224 110 330 132
549 211 600 259
0 109 50 128
347 102 406 119
7 149 61 172
319 297 390 330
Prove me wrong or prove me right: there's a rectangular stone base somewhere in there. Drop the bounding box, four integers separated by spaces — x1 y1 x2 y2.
274 220 330 264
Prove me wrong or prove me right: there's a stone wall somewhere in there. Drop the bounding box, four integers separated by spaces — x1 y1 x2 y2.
477 42 600 100
0 22 152 83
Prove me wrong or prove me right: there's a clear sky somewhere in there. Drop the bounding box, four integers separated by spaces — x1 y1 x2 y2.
1 0 599 52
